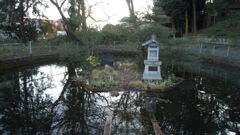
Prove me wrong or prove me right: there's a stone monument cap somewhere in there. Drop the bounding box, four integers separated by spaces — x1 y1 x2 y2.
142 34 160 46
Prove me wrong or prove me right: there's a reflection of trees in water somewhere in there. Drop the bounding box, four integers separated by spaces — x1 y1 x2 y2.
52 65 109 134
3 64 238 135
1 68 55 134
155 77 240 135
111 92 154 135
1 65 112 135
0 64 159 135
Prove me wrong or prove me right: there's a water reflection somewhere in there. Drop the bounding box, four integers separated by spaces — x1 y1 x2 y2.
111 92 154 135
163 61 240 87
156 77 240 135
51 65 109 134
0 63 240 135
0 67 54 134
0 65 155 135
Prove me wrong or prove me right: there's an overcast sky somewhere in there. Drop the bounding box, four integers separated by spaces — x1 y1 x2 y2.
41 0 153 28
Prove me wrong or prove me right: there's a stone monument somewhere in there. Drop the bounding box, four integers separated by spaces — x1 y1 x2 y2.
142 34 162 81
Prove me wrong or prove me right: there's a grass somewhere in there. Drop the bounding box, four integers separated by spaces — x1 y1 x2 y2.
91 79 119 87
128 81 148 89
90 65 119 88
115 61 139 71
92 65 118 80
128 74 175 90
87 60 143 90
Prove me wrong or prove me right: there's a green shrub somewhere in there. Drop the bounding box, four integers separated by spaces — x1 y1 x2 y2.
86 56 101 67
75 30 103 45
47 34 68 41
101 24 130 44
135 23 172 42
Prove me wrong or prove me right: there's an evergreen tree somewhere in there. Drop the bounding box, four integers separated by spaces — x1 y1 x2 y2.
153 0 188 36
0 0 47 43
153 0 208 36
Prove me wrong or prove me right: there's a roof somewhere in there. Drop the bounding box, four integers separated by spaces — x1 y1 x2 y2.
142 34 160 46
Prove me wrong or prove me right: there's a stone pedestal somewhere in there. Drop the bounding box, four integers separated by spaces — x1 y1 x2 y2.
143 60 162 80
142 34 162 81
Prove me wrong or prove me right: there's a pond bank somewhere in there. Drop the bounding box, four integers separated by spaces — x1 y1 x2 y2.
0 54 59 72
0 48 141 71
1 44 240 73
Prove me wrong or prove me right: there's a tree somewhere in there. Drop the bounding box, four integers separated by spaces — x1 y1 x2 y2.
185 9 189 35
1 68 55 134
153 0 188 36
0 0 47 43
192 0 197 33
136 23 172 42
125 0 137 27
206 0 229 26
153 0 208 36
152 3 171 25
191 0 206 33
50 0 107 43
40 20 54 36
50 0 87 42
101 24 129 43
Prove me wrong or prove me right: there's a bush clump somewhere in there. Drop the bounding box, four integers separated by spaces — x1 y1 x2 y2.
86 56 101 67
91 65 119 88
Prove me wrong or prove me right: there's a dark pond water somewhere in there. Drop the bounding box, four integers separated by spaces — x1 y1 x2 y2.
0 63 240 135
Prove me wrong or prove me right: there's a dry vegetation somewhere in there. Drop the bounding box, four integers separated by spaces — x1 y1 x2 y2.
79 61 183 92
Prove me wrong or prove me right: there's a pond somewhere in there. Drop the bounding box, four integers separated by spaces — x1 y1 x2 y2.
0 63 240 135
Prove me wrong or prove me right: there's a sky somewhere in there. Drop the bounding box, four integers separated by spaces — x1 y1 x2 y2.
42 0 153 28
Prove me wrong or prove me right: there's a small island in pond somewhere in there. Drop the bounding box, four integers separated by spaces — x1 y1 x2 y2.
75 35 184 92
74 61 184 92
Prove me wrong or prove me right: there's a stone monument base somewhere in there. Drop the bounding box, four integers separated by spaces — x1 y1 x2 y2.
143 72 162 80
142 60 162 81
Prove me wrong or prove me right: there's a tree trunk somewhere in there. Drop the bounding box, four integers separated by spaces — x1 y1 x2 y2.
213 16 216 25
23 72 29 131
192 0 197 33
19 0 27 44
207 15 211 26
172 22 175 39
185 10 189 36
80 0 87 30
130 0 136 26
126 0 136 26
